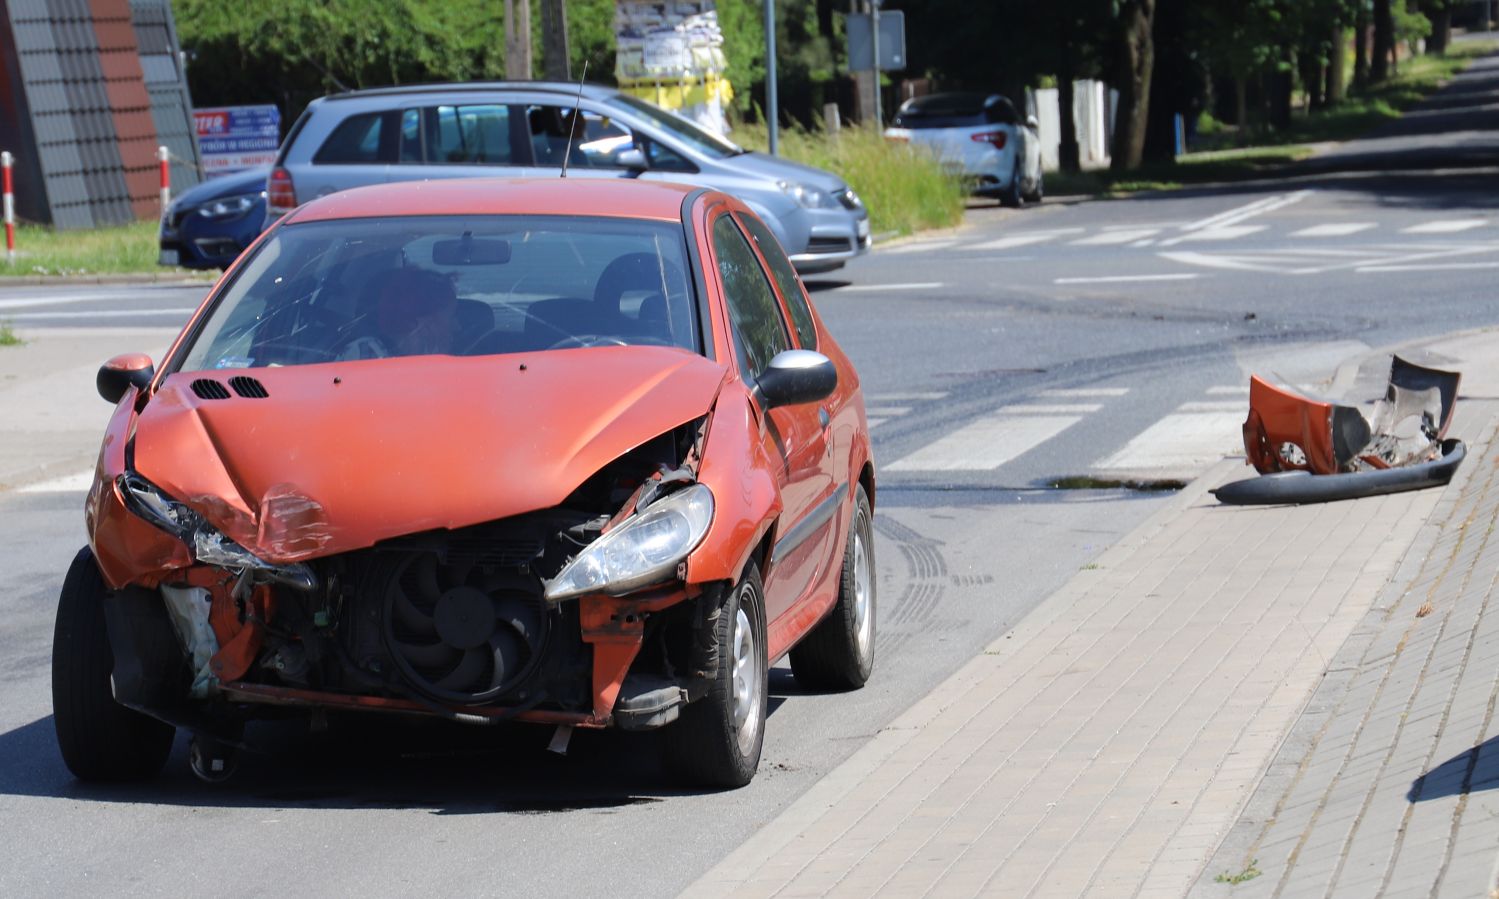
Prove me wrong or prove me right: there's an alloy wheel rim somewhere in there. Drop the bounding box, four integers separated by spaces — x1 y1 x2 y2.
731 602 761 753
853 528 873 661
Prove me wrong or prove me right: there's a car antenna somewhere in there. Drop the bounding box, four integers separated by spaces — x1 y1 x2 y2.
560 60 588 179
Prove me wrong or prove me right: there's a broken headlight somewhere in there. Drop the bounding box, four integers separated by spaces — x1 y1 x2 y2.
544 483 714 604
118 473 312 587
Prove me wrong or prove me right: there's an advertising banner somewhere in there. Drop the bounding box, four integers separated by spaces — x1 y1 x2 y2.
194 105 281 178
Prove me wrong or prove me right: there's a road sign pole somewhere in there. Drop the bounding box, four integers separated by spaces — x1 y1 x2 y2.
764 0 778 155
870 0 881 131
2 151 14 264
157 145 170 211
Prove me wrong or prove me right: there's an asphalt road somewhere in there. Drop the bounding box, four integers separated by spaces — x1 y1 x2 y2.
4 52 1499 897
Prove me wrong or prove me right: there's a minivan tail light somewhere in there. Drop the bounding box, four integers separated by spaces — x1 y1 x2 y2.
971 131 1008 150
266 167 298 216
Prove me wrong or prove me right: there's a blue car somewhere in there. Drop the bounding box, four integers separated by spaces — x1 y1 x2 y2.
158 167 267 270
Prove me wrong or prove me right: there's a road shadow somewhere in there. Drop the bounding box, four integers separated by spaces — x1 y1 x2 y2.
803 278 852 293
0 690 792 811
1408 733 1499 802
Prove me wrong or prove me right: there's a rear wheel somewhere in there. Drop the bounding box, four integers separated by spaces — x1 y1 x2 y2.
790 485 876 690
1025 166 1045 203
663 563 767 788
1001 158 1025 208
52 547 175 782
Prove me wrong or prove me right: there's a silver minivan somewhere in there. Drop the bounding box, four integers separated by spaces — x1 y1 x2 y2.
266 83 871 273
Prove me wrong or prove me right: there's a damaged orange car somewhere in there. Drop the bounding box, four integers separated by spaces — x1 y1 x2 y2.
54 179 876 788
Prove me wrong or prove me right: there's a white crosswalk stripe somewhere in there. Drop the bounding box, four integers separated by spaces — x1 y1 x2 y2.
1291 222 1376 237
1039 387 1130 398
1158 224 1267 245
1094 388 1245 472
886 408 1089 471
17 471 95 494
1402 219 1487 234
1071 228 1161 246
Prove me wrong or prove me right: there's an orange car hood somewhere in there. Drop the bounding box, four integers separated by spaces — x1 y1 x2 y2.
133 346 728 563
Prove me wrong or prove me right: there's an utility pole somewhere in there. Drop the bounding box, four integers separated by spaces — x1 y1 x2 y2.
542 0 570 80
870 0 881 131
764 0 778 154
504 0 533 80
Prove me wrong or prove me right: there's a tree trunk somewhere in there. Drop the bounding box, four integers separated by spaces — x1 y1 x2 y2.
1372 0 1393 83
1058 39 1081 172
1110 0 1156 171
1355 7 1370 89
1270 55 1293 129
1327 25 1348 103
1429 9 1451 55
541 0 570 80
504 0 533 80
1235 75 1247 130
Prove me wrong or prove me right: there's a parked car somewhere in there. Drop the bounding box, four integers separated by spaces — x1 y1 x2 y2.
57 178 877 789
157 167 267 270
264 83 871 274
884 92 1044 207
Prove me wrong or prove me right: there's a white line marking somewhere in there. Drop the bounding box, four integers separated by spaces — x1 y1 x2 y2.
881 239 958 254
1402 219 1487 234
1095 411 1243 471
1130 239 1156 248
1291 222 1377 237
1039 388 1130 398
1356 261 1499 273
870 392 947 401
864 406 911 417
1161 224 1267 245
866 417 889 428
1071 228 1160 246
0 292 161 310
887 412 1085 471
17 471 96 493
1178 400 1245 412
836 282 944 293
1103 221 1185 231
2 308 197 319
1002 403 1103 414
1179 190 1313 233
1055 274 1201 284
1206 385 1249 396
967 232 1079 251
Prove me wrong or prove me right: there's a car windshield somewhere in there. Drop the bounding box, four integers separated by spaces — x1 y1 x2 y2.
604 94 743 159
176 214 700 372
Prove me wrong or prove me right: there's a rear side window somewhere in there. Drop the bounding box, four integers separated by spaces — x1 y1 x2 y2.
314 112 386 164
428 105 514 164
736 212 815 349
713 215 788 382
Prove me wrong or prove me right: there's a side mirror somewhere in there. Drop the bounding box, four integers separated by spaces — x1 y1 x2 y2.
1025 115 1040 131
756 350 836 410
616 147 648 171
97 353 154 404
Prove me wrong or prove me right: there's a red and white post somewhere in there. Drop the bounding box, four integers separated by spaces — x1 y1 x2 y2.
157 145 170 211
2 151 14 264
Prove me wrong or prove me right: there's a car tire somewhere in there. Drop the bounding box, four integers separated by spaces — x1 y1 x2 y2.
790 485 876 691
663 562 768 788
1001 158 1025 208
1025 166 1045 204
52 547 175 782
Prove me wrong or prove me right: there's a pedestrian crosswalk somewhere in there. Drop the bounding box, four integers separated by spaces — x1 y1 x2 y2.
871 384 1249 479
880 215 1495 258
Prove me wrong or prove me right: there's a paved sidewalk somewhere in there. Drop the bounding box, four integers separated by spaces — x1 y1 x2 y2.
687 333 1499 898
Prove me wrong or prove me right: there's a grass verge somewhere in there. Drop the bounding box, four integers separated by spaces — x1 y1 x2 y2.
734 122 967 236
1051 41 1496 198
0 321 22 347
0 220 182 278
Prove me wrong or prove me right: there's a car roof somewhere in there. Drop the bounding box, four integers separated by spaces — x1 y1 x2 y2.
285 178 700 225
319 81 622 103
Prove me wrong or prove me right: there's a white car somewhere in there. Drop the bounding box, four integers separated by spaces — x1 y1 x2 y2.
884 92 1043 207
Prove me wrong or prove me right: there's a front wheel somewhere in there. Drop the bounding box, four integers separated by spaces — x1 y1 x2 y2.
790 485 876 690
663 563 768 788
52 547 175 782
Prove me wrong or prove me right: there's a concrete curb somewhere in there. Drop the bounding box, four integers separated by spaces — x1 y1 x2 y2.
0 272 213 287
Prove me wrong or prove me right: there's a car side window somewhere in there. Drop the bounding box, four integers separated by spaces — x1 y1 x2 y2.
525 105 589 169
398 109 423 162
314 112 386 164
736 213 816 350
643 138 695 173
713 214 789 384
426 105 513 164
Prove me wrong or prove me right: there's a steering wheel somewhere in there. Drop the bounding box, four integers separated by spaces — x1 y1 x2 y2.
547 334 631 350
